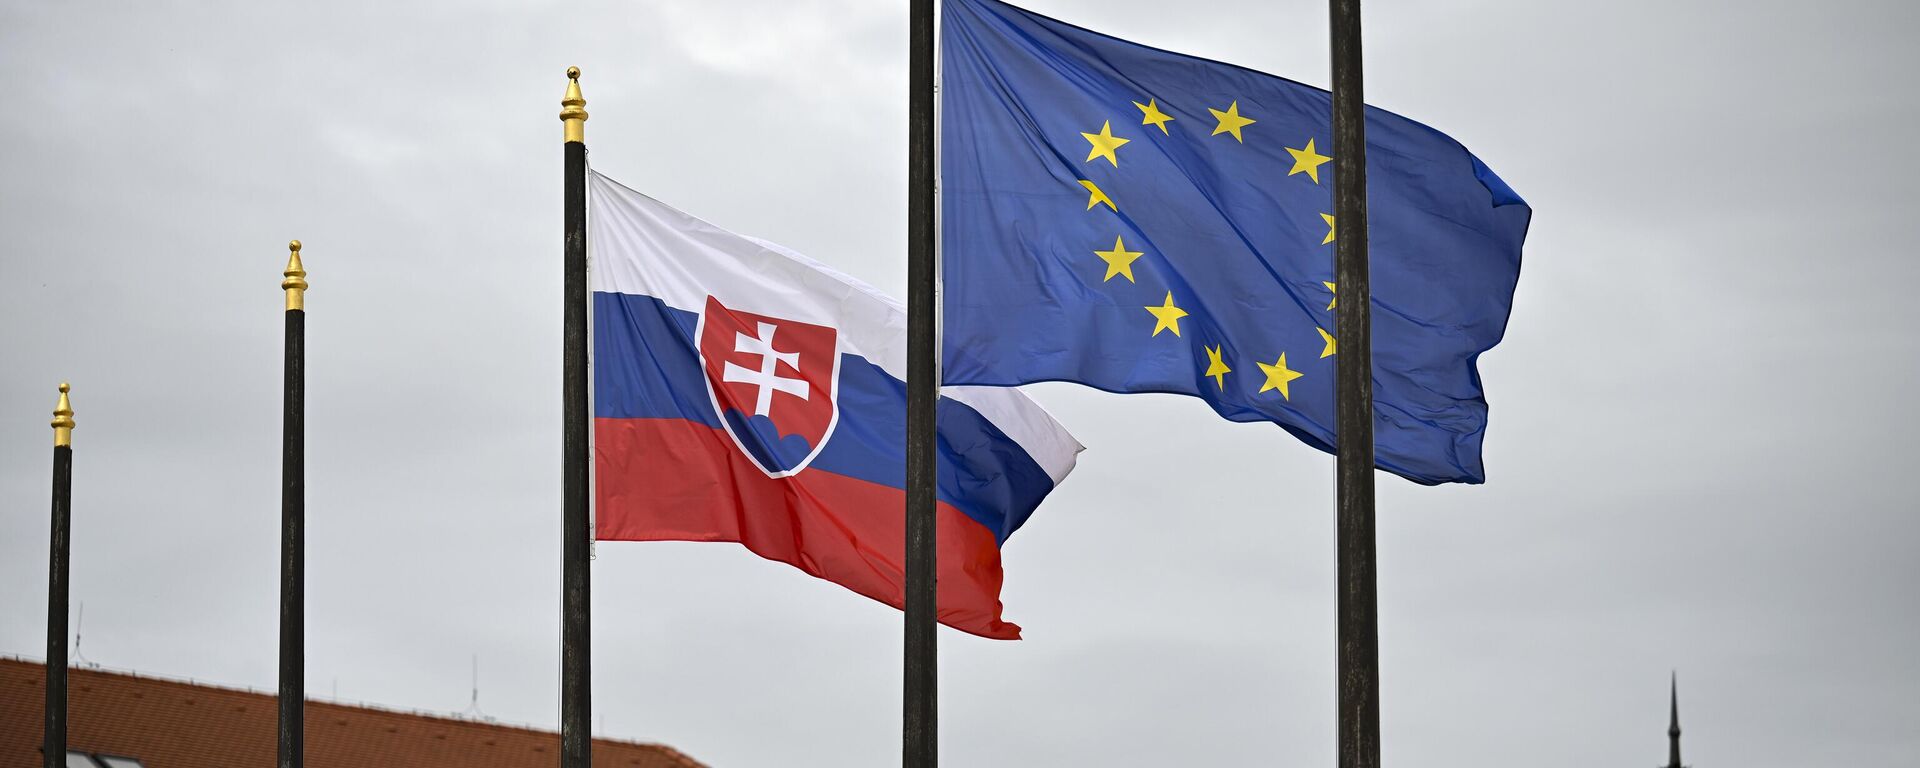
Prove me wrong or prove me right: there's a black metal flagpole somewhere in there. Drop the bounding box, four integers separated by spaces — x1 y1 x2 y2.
904 0 940 765
279 240 307 768
559 65 593 768
1329 1 1381 767
44 383 74 768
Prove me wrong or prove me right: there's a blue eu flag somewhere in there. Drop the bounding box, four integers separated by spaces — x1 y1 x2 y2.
940 0 1531 484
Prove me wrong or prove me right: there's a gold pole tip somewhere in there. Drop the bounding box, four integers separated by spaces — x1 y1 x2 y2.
52 382 75 445
283 240 309 310
560 67 588 141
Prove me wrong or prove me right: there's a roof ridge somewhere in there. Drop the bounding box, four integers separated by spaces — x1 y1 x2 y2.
1 655 684 753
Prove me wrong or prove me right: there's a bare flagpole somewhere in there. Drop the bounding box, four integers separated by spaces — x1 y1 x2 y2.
904 0 940 765
44 383 75 768
279 241 308 768
1329 1 1382 767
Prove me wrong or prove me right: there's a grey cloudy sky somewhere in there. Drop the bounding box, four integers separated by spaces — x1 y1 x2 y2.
4 0 1917 765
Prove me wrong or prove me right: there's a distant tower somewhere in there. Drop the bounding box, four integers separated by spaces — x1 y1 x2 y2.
1665 673 1688 768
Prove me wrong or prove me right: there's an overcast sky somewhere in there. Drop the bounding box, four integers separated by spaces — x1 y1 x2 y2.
4 0 1918 765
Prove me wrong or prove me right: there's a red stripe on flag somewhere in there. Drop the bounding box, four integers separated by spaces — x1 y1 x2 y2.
595 417 1021 640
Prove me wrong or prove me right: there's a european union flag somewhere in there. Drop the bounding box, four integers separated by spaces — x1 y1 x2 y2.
939 0 1531 484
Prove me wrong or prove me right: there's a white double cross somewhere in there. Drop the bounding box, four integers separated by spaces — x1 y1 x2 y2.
722 321 811 416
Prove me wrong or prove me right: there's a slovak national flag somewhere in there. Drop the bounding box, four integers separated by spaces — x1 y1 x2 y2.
589 170 1082 639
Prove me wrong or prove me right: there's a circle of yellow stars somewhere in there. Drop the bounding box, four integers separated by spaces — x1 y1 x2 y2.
1069 95 1342 402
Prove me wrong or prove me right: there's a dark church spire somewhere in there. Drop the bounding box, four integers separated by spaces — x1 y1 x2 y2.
1666 672 1685 768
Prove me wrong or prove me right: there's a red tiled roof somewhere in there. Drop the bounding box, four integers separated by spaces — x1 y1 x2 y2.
0 659 705 768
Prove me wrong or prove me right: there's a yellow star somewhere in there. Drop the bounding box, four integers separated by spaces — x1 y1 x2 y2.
1082 120 1131 166
1094 235 1145 282
1257 353 1304 399
1204 344 1232 390
1135 99 1174 134
1208 101 1256 142
1321 213 1336 245
1323 281 1337 310
1145 292 1189 337
1080 179 1115 211
1286 138 1332 184
1317 327 1336 358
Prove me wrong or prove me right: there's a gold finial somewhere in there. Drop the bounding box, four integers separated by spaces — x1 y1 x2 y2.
51 382 74 447
559 66 588 144
282 240 308 311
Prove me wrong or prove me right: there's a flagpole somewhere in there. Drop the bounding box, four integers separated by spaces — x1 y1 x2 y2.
903 0 940 764
44 383 74 768
279 240 307 768
558 65 593 768
1328 1 1381 767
